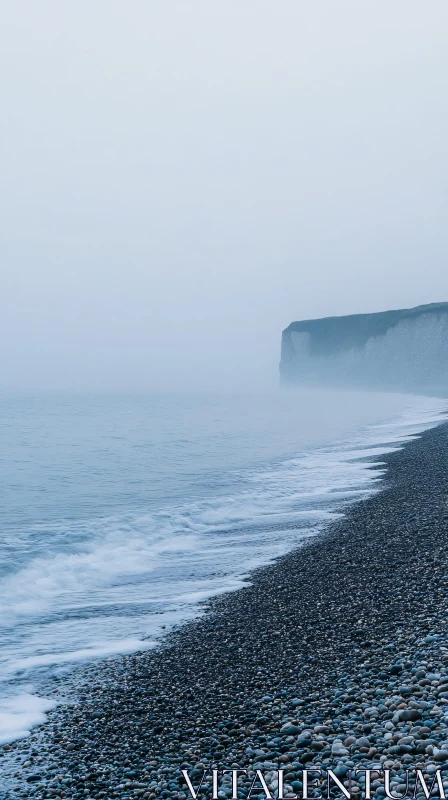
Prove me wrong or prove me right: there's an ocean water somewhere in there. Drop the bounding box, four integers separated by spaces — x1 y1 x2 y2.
0 389 446 745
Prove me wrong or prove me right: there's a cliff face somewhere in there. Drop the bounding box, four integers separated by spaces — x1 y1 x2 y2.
280 303 448 393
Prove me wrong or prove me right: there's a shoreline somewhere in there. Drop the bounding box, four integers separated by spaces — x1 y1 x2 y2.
3 420 448 799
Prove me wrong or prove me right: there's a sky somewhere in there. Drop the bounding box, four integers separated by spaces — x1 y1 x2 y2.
1 0 448 392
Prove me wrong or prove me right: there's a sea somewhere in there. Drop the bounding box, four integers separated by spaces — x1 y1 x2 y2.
0 388 446 746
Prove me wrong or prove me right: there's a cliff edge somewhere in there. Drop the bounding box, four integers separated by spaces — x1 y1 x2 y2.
280 302 448 393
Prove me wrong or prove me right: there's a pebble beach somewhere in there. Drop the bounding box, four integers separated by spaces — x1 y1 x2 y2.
3 420 448 800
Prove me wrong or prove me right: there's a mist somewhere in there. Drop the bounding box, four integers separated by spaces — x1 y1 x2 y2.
1 1 448 392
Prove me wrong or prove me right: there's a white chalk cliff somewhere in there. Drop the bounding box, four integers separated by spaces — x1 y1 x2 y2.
280 303 448 393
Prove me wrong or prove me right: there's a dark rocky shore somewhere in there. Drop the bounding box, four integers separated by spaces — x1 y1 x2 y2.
3 421 448 800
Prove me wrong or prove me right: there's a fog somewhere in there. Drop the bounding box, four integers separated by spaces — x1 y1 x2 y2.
1 1 448 392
